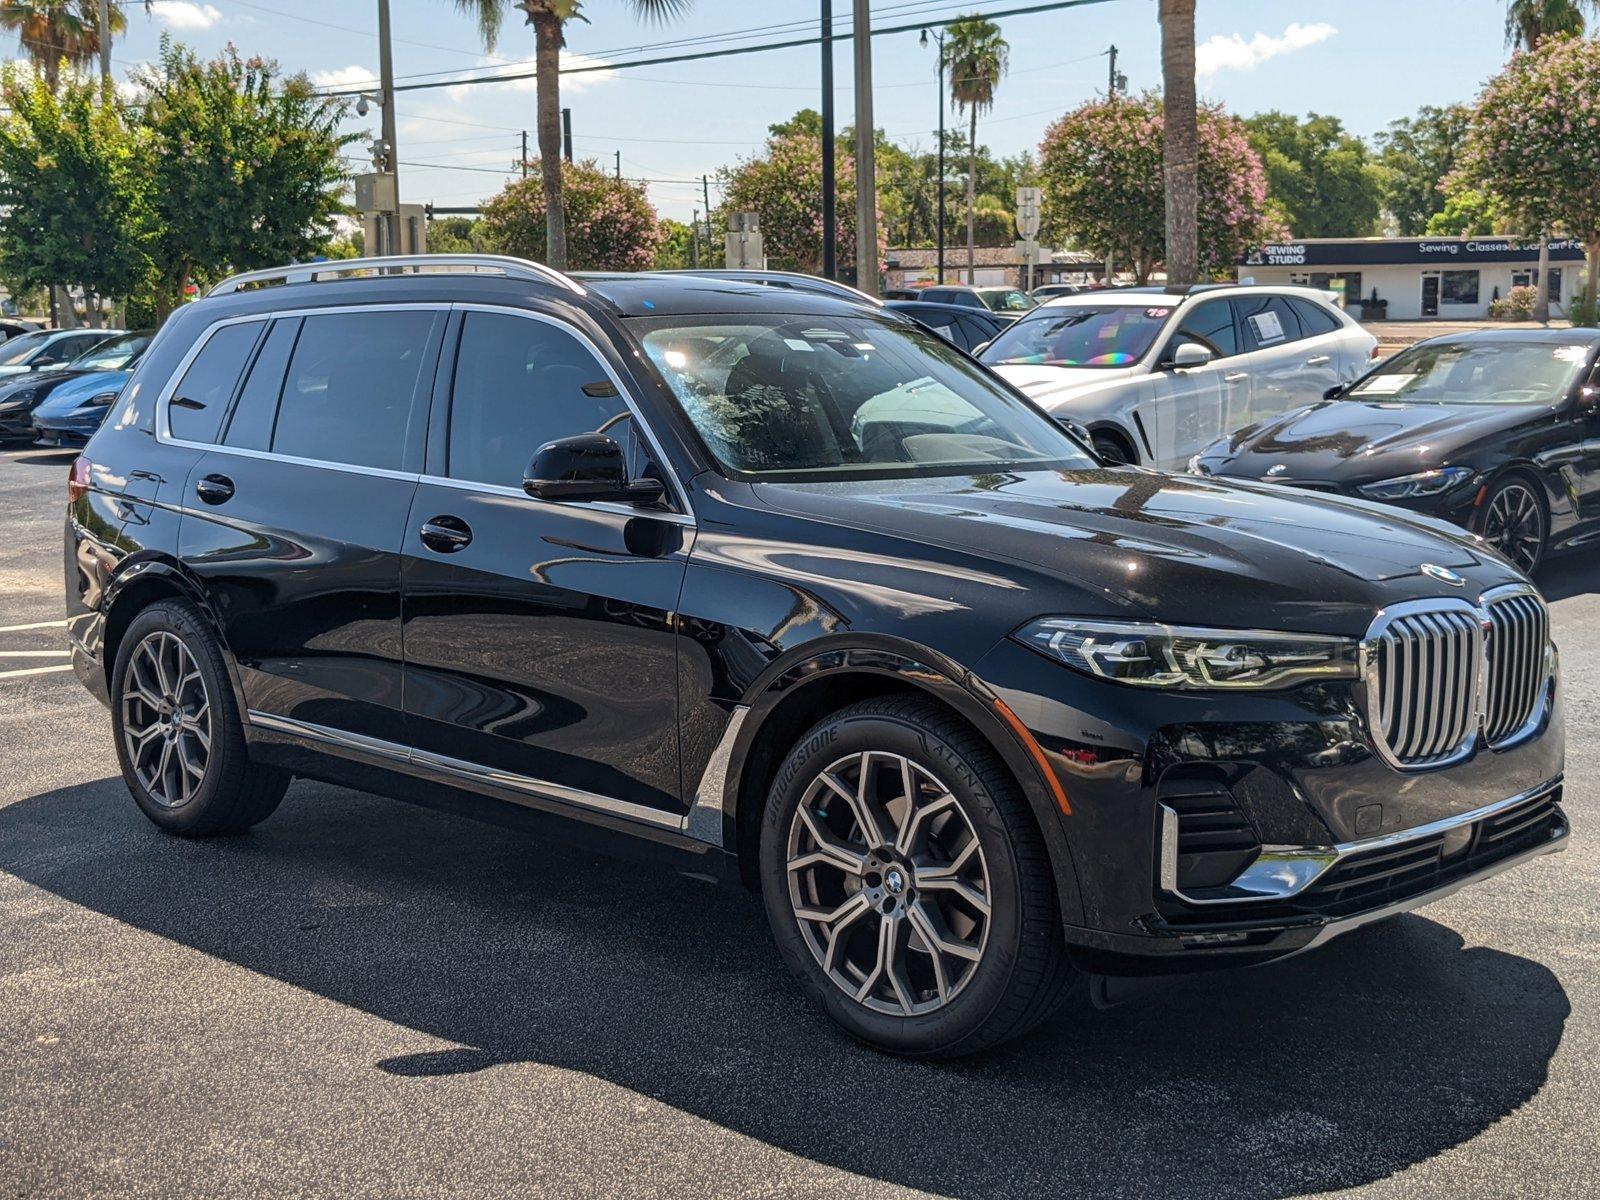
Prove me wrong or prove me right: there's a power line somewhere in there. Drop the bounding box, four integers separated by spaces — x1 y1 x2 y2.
318 0 1116 97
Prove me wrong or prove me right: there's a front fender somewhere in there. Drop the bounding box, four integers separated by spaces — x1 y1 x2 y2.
716 634 1086 926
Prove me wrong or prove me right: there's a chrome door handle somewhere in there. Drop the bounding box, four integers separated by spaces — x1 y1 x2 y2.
419 516 473 553
194 474 234 505
1305 355 1331 366
1224 372 1249 382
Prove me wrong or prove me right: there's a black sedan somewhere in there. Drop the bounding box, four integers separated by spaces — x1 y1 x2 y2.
883 299 1009 353
1189 329 1600 574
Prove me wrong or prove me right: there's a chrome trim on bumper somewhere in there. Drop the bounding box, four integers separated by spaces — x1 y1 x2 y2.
1160 775 1564 906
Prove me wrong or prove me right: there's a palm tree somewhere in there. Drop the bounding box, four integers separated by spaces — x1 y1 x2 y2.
941 15 1007 285
0 0 123 89
1506 0 1597 49
451 1 690 270
1159 0 1198 286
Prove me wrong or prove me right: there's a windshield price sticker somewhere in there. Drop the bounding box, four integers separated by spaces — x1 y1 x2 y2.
1352 374 1410 395
1144 307 1172 319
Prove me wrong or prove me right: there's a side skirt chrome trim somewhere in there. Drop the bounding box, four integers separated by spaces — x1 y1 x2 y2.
246 710 689 835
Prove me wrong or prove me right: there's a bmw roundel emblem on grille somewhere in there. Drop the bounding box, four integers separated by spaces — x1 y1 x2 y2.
1420 563 1467 586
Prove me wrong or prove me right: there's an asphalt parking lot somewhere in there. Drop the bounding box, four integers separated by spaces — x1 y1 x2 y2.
1 444 1596 1200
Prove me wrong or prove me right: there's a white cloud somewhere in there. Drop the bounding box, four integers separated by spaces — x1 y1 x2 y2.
1196 22 1336 79
313 65 379 90
146 2 223 30
445 51 615 102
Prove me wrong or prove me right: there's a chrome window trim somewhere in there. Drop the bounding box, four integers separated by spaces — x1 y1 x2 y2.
1160 774 1564 906
151 300 699 524
445 302 697 523
247 710 695 836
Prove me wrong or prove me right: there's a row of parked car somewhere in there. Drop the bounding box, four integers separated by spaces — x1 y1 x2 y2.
10 273 1598 576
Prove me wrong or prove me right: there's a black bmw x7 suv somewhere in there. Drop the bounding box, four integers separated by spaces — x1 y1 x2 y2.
65 256 1566 1058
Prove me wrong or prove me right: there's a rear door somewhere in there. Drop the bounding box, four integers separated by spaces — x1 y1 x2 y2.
175 305 445 745
1144 298 1247 466
1285 296 1351 394
400 305 692 824
1232 293 1325 427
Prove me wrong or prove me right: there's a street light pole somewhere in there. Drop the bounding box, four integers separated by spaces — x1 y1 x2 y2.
921 28 946 285
821 0 836 280
376 0 401 253
852 0 878 295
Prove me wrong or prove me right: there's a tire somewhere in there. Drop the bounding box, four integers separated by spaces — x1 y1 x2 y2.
109 599 289 836
759 696 1078 1058
1092 432 1135 466
1478 474 1548 576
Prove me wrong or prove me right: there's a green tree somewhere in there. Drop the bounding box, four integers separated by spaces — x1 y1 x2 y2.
1159 0 1198 285
481 158 663 270
426 215 497 254
941 14 1008 283
1243 111 1380 237
0 65 147 321
653 217 699 269
133 40 352 317
1039 93 1280 283
449 0 690 271
1454 35 1600 304
0 0 124 89
716 130 874 276
1424 188 1505 236
1506 0 1597 48
1375 104 1472 236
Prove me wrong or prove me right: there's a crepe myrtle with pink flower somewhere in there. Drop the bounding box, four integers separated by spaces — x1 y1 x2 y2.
482 158 664 273
1037 92 1284 283
1453 33 1600 309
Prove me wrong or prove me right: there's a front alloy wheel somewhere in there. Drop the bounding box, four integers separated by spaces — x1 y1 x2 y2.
761 696 1077 1058
787 751 991 1015
1481 478 1547 575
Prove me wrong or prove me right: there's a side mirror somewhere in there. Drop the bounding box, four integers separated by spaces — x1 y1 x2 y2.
523 433 665 507
971 339 992 355
1323 383 1347 400
1062 418 1093 445
1170 342 1214 370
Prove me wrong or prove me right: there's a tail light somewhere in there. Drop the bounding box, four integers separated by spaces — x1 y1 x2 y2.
1369 343 1383 361
68 455 92 503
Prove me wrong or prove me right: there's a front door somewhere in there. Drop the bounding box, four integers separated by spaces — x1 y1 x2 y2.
400 307 692 822
176 306 445 745
1422 275 1440 317
1144 298 1247 466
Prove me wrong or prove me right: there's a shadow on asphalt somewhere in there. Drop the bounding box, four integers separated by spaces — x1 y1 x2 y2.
2 776 1570 1199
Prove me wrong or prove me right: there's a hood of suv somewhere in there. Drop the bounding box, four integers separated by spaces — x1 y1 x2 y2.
991 363 1143 410
754 468 1511 636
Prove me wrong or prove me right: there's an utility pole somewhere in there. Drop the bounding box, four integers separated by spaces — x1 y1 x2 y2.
561 108 573 162
615 150 622 180
97 0 111 87
703 175 713 261
376 0 401 253
521 130 529 178
921 27 946 284
1107 44 1118 96
691 208 701 268
852 0 878 295
821 0 836 280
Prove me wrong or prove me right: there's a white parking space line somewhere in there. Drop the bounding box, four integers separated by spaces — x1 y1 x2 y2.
0 664 73 679
0 619 67 633
0 650 70 657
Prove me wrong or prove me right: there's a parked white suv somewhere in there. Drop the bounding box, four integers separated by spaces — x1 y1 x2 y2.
978 285 1378 467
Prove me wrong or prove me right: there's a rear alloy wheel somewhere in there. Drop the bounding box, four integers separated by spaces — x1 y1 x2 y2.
761 696 1077 1058
110 600 290 836
1092 433 1134 466
1480 478 1547 575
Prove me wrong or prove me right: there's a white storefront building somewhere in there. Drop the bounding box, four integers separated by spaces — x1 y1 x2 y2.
1237 236 1588 320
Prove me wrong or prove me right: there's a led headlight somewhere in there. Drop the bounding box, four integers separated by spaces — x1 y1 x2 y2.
1015 617 1360 690
1358 466 1473 500
84 390 120 407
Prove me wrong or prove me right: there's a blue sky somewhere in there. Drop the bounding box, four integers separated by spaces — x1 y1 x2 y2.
86 1 1523 221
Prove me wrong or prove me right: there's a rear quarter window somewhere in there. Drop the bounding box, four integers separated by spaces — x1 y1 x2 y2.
167 321 264 444
1287 297 1342 337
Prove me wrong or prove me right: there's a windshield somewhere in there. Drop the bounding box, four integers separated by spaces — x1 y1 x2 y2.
0 331 50 365
981 304 1171 368
1349 340 1591 404
978 289 1037 313
70 332 150 370
636 314 1093 479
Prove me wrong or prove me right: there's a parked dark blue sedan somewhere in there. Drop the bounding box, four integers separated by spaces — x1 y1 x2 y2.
17 331 152 446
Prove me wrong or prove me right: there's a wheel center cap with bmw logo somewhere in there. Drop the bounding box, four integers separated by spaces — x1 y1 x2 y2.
1420 563 1467 586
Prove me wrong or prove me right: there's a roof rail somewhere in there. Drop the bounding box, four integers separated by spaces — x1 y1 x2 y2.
207 254 587 297
664 269 885 307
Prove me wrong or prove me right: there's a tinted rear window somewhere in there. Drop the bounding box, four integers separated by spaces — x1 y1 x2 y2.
223 318 300 451
270 310 439 471
168 322 263 444
1288 297 1342 336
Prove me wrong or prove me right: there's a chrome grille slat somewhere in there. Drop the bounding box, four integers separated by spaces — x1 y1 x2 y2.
1484 592 1548 746
1370 605 1481 768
